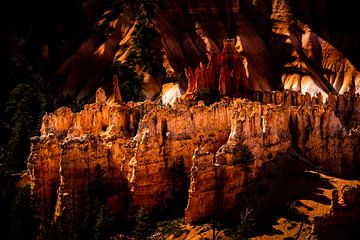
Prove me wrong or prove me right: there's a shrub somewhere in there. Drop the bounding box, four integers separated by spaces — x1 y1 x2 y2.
133 208 156 239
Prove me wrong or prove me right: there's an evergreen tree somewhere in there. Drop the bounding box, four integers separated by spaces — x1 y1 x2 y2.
111 62 143 103
94 205 114 240
239 145 255 195
11 185 39 240
127 0 164 77
5 84 47 170
133 208 156 239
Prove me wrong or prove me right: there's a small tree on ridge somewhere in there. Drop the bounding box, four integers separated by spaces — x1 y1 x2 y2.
239 145 255 195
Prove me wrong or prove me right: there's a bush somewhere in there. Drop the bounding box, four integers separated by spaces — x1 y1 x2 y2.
195 88 217 104
112 62 143 102
11 185 39 240
156 218 188 238
56 95 84 112
5 84 48 170
94 205 115 240
133 208 156 239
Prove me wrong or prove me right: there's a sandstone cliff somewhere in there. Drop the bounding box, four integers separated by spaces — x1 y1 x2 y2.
28 90 360 231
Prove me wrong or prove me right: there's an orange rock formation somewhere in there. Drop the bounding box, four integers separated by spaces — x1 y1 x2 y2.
52 0 360 101
183 39 249 99
28 90 360 229
313 184 360 239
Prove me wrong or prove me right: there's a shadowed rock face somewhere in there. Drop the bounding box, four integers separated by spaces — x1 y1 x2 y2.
47 0 360 101
22 1 360 237
314 184 360 239
28 90 360 230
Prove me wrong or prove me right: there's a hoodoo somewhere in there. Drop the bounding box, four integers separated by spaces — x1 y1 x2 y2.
1 0 360 239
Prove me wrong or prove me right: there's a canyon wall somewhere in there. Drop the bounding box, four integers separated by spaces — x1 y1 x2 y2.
28 90 360 228
48 0 360 100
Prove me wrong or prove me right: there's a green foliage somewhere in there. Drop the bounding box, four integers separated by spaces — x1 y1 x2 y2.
127 0 165 77
235 145 255 195
94 205 115 240
70 98 85 113
195 88 217 105
112 62 143 102
238 145 255 174
133 208 156 239
107 0 164 103
11 184 39 240
195 88 211 100
56 95 85 113
156 218 188 238
137 0 160 20
282 200 309 222
4 84 48 170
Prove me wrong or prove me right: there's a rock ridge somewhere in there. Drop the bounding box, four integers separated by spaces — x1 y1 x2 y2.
27 91 360 230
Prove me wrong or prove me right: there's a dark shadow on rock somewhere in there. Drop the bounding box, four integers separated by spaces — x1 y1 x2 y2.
250 154 335 237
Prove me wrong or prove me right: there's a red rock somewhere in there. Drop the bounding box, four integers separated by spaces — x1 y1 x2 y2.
29 92 360 227
113 75 122 103
313 184 360 239
183 39 249 99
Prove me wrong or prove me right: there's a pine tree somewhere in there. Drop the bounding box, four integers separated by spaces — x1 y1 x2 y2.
11 185 39 239
127 0 164 77
239 145 255 195
94 205 114 240
133 208 155 239
5 84 47 170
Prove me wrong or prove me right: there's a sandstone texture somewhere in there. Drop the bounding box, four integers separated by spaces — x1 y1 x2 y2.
20 1 360 239
28 91 360 228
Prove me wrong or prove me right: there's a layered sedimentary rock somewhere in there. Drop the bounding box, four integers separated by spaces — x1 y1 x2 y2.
185 96 360 223
28 90 360 229
313 184 360 239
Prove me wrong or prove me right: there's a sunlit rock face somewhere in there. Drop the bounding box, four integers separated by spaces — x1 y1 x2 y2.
28 90 360 229
313 184 360 239
49 0 360 101
267 0 360 98
24 1 360 237
161 83 185 106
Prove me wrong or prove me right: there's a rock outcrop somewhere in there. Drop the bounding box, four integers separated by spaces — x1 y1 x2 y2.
113 75 123 103
313 184 360 239
182 39 251 99
28 90 360 231
41 0 360 101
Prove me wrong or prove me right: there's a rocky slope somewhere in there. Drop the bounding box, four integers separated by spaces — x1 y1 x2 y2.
28 89 360 234
49 0 360 101
20 1 360 238
313 184 360 239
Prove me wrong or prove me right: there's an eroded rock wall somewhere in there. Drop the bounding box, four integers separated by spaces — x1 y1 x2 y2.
28 91 360 227
313 184 360 239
